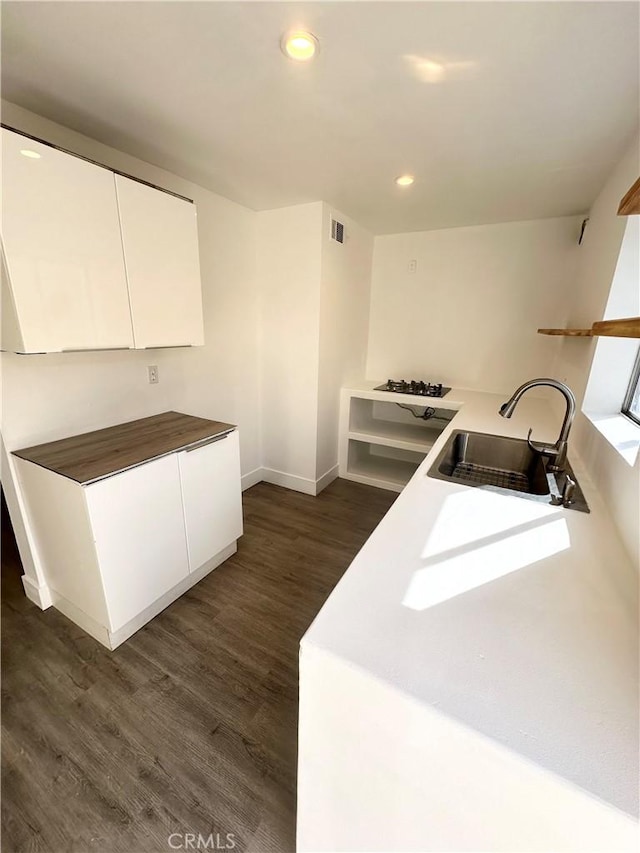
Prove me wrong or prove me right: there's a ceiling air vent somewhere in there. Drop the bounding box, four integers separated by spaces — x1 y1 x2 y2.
330 218 344 244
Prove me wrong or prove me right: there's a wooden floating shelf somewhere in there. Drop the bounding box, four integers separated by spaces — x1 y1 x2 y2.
618 176 640 216
538 316 640 339
539 328 594 337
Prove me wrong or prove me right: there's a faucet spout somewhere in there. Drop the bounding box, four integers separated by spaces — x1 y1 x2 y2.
499 378 576 472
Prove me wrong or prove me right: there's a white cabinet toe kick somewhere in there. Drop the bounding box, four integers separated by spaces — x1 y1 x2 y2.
51 543 237 651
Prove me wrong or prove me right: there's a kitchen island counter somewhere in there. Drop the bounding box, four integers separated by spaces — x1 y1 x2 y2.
12 411 235 484
298 384 638 852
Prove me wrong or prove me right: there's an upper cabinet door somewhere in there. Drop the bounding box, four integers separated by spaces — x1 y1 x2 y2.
115 175 205 349
1 129 134 352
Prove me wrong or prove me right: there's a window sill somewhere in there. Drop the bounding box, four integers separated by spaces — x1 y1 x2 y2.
583 410 640 466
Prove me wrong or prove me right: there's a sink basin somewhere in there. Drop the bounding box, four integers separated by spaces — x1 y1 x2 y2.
428 430 590 512
429 430 550 494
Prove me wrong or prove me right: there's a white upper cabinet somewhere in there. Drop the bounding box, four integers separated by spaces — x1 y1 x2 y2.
115 175 205 348
1 128 134 352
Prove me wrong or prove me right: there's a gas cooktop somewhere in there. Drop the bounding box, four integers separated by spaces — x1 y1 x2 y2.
374 379 451 398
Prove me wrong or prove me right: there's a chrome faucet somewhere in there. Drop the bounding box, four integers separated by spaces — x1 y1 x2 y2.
499 378 576 472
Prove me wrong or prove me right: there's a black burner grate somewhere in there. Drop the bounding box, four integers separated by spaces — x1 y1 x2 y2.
450 462 531 493
374 380 450 398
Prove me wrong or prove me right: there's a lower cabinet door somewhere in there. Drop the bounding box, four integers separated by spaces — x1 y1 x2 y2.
85 454 189 631
178 429 243 572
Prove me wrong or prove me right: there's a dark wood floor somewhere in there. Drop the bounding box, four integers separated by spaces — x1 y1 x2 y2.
1 479 395 853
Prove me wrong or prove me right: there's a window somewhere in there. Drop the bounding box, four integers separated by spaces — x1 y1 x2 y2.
622 347 640 426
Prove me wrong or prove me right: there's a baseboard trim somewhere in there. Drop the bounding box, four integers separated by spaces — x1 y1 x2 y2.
241 467 264 491
50 542 238 650
261 468 317 496
107 542 237 649
21 574 53 609
315 464 339 495
51 591 111 646
256 465 340 496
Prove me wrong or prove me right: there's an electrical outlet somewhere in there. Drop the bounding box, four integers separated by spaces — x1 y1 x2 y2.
148 365 159 385
408 259 417 273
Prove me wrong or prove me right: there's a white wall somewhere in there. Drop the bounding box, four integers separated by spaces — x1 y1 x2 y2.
257 202 323 491
257 202 374 493
316 204 373 480
582 218 639 416
552 133 640 567
0 101 261 597
366 217 581 393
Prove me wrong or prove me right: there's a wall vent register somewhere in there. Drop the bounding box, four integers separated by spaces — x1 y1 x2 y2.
330 218 344 243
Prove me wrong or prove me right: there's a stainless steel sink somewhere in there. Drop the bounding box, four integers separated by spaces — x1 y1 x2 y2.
428 430 589 512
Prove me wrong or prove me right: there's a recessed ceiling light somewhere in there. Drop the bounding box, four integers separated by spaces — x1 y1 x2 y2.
20 149 41 159
281 30 318 62
395 175 415 187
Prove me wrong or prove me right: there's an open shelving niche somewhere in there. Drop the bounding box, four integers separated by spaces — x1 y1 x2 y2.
340 391 458 492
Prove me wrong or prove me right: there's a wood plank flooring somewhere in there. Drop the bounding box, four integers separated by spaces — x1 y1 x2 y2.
1 479 396 853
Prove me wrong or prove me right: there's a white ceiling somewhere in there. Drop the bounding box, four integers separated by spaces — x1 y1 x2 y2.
2 1 639 235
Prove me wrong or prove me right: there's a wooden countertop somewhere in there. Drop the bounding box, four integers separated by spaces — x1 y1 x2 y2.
12 411 236 485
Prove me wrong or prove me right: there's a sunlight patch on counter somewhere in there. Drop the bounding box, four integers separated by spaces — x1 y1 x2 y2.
421 488 561 560
404 495 570 611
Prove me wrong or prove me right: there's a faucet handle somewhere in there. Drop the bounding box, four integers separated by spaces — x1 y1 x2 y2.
527 427 547 454
527 428 558 459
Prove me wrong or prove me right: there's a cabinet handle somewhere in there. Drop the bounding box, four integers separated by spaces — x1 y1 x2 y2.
185 431 232 452
62 346 131 352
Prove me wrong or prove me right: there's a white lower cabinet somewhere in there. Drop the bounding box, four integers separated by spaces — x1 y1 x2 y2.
178 430 243 572
14 428 242 649
85 454 190 632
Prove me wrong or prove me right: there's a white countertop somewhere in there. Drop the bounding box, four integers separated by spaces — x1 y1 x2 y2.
302 384 639 819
